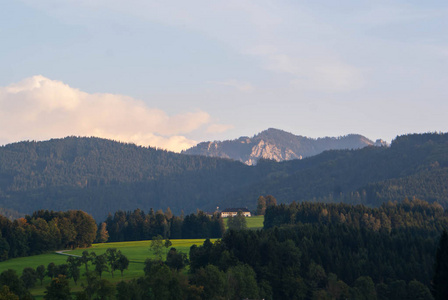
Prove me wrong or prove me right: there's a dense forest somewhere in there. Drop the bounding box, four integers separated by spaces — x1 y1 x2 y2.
104 209 225 242
1 200 446 299
264 198 448 231
0 210 97 261
0 133 447 220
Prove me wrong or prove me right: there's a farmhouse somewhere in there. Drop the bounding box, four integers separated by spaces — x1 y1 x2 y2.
220 208 251 218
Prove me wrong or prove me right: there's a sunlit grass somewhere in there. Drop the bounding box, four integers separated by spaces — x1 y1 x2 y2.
0 216 265 298
0 238 214 299
223 215 264 229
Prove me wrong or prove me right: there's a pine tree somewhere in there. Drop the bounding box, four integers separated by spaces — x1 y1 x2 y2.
432 230 448 300
97 222 109 243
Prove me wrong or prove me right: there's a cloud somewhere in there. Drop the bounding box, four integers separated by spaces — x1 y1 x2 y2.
206 124 234 134
0 76 224 152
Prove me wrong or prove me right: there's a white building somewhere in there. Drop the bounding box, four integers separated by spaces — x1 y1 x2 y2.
220 208 251 218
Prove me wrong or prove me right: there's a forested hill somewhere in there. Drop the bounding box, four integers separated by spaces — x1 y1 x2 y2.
0 133 448 220
0 137 255 220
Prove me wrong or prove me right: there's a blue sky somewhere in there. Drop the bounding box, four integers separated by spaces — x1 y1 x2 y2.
1 0 447 151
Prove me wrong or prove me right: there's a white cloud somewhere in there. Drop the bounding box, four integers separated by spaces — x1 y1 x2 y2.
206 124 234 134
0 76 226 152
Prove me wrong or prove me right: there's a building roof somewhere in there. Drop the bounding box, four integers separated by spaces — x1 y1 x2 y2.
221 208 251 213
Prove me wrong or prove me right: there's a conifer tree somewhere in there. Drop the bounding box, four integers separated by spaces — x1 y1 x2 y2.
432 230 448 300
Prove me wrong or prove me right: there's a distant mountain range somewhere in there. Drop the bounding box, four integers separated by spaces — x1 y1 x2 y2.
0 133 446 221
183 128 388 165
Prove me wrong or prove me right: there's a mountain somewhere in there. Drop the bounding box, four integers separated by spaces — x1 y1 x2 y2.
0 133 446 220
182 128 387 165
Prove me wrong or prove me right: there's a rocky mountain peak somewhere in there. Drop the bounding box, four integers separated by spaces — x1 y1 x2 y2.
183 128 384 165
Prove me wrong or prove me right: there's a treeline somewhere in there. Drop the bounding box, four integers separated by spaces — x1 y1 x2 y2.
0 227 438 299
104 209 225 242
0 210 97 261
264 198 448 231
187 226 437 299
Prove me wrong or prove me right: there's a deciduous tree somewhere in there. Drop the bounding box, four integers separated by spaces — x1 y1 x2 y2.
44 275 70 300
36 265 46 286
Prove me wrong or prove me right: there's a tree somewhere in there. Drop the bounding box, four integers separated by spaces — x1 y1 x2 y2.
68 210 97 248
116 279 145 300
56 264 69 277
44 275 71 300
164 239 172 256
0 269 28 299
227 211 247 230
116 252 130 278
193 265 226 300
36 265 46 286
95 279 116 300
227 264 259 300
353 276 376 300
307 262 327 292
105 248 119 278
257 196 267 215
265 195 277 207
67 256 81 285
432 229 448 300
80 250 91 272
150 235 164 260
92 254 109 279
47 262 57 279
0 236 10 261
165 207 173 220
96 222 109 243
408 280 433 300
165 247 188 271
82 271 99 299
0 285 19 300
21 267 37 289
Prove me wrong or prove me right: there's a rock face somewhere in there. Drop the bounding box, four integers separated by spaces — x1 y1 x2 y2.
183 128 385 165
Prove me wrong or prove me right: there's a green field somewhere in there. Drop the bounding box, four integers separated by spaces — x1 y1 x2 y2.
0 239 214 299
223 215 264 229
0 216 264 298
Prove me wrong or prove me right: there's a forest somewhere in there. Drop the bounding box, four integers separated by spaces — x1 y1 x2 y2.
103 208 225 242
0 210 97 261
0 132 447 220
1 199 448 299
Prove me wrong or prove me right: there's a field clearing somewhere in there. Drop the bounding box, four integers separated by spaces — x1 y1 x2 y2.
0 238 214 299
223 215 264 229
0 216 264 298
68 238 213 263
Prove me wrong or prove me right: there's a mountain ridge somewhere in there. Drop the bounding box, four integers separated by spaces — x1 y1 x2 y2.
183 128 387 165
0 133 446 221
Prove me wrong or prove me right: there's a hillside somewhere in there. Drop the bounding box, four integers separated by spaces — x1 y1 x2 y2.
183 128 387 165
0 133 447 220
0 137 255 220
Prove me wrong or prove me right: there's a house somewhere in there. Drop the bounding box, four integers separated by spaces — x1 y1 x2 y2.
220 208 251 218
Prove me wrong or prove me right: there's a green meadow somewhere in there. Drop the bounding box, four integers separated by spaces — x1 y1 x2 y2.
0 239 214 299
0 216 264 299
223 214 264 229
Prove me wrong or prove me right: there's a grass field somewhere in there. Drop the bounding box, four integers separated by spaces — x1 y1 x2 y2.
0 239 214 299
0 215 264 298
223 215 264 229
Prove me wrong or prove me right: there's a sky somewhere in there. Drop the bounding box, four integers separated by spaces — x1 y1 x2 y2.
1 0 447 152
